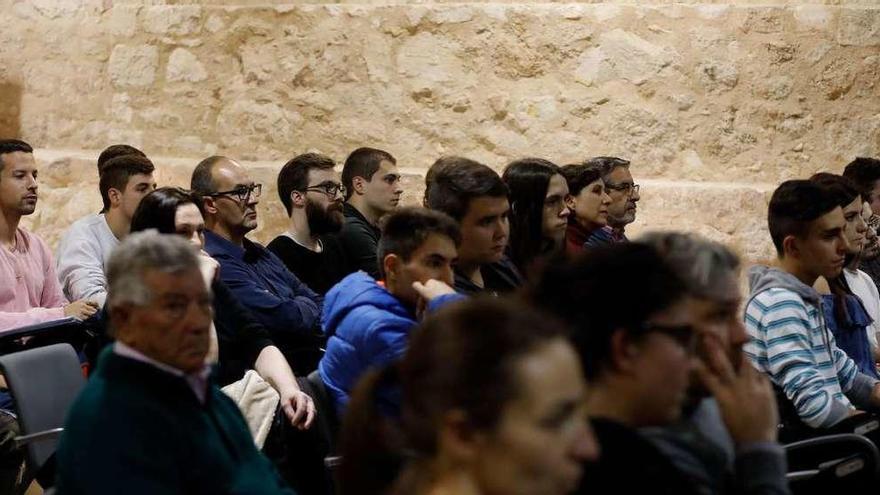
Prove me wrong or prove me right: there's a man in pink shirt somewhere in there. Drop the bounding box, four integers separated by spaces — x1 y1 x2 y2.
0 139 97 333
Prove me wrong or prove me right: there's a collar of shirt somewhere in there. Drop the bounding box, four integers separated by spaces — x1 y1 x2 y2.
113 341 211 404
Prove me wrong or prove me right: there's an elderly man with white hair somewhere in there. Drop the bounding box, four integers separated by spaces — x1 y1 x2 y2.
55 231 294 495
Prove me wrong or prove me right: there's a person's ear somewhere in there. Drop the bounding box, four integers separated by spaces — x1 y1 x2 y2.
565 193 577 211
291 190 306 209
609 328 640 374
437 409 479 463
202 196 219 216
383 254 400 282
107 187 123 208
782 235 800 259
353 176 367 195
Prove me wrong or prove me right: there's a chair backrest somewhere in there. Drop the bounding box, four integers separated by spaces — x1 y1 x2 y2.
305 370 339 450
0 343 86 470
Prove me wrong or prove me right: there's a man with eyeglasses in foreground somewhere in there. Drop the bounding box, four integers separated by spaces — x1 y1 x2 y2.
269 153 350 295
529 242 702 495
640 232 788 495
583 156 640 246
191 156 323 375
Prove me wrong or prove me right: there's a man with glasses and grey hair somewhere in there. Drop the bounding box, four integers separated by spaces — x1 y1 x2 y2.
640 232 788 495
191 156 323 375
56 231 294 494
583 156 640 246
268 153 350 295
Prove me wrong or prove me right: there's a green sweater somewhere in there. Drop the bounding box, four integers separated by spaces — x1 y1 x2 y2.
56 348 295 495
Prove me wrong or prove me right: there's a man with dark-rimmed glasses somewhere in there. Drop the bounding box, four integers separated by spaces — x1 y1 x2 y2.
191 155 324 375
583 156 640 246
269 153 351 295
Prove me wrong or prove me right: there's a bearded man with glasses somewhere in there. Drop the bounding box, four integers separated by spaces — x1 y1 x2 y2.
191 155 324 376
269 153 351 295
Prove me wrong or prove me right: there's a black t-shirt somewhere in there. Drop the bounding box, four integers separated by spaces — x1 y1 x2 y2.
453 256 524 296
268 234 351 295
578 417 700 495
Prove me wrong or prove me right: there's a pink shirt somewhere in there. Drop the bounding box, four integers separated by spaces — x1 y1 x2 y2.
0 228 67 333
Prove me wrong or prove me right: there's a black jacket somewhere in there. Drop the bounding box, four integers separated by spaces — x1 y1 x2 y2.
337 203 382 279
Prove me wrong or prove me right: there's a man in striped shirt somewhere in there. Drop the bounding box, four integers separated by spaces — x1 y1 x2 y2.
745 180 880 429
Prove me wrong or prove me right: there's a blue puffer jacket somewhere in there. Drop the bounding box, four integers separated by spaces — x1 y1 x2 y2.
318 271 463 414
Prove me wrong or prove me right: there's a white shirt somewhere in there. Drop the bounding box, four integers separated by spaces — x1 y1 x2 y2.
845 268 880 353
55 214 118 307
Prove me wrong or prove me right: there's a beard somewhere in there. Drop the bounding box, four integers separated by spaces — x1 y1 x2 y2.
307 199 344 235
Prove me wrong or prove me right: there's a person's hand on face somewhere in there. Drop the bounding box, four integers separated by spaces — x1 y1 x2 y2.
413 279 456 319
694 333 778 444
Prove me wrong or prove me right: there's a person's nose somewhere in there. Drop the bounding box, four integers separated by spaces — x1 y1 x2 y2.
602 192 612 205
560 204 571 219
571 420 600 463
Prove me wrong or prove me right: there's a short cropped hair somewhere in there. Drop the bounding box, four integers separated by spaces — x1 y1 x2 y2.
190 155 230 195
583 156 630 180
528 243 687 379
424 156 508 221
342 147 396 201
810 173 861 209
560 163 604 197
0 139 33 174
768 180 841 256
106 230 201 311
639 232 740 300
97 144 146 174
99 155 155 212
376 207 461 279
843 157 880 202
277 153 336 216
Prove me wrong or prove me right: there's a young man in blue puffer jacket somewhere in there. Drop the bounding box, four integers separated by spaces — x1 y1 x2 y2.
319 207 465 414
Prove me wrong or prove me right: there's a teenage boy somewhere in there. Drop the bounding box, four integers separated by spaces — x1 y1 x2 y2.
339 147 403 278
269 153 349 295
191 156 323 374
56 153 156 306
319 207 463 413
424 156 523 295
744 180 880 429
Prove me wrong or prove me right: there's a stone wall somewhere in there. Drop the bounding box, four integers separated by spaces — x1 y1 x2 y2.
2 1 879 261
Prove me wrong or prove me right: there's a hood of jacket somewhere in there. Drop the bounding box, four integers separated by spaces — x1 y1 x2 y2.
747 265 822 309
322 271 410 338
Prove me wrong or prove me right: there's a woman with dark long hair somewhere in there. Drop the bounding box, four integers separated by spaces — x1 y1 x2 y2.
339 297 597 495
811 174 880 379
502 158 571 277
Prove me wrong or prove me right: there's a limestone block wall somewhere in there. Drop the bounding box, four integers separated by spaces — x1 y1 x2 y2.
1 1 879 262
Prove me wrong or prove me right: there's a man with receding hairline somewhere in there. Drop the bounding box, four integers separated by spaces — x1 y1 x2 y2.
192 155 324 374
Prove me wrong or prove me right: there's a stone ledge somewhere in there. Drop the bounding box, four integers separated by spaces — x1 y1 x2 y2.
20 149 776 262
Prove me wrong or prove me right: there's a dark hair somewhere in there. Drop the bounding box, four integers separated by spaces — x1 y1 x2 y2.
424 156 508 221
376 207 461 279
190 155 229 195
98 154 155 212
583 156 630 180
560 163 604 197
502 158 562 272
528 242 687 379
342 147 396 201
768 180 841 257
340 297 568 495
97 144 146 174
130 187 204 235
810 173 861 210
0 139 33 173
810 173 863 326
843 157 880 202
277 153 336 216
